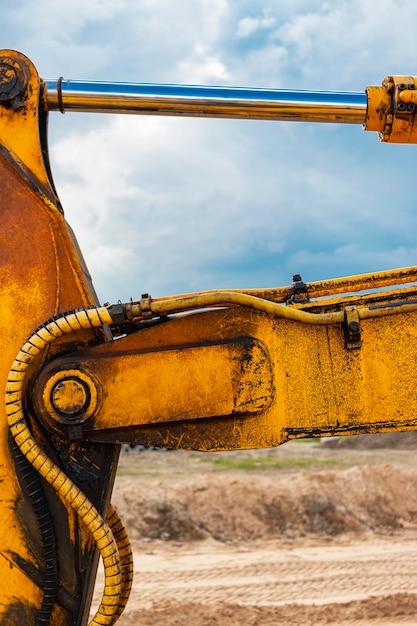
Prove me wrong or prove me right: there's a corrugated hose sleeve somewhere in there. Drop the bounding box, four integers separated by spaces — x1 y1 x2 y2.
5 307 130 626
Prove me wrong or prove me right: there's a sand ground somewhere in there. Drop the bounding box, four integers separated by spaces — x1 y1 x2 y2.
91 438 417 625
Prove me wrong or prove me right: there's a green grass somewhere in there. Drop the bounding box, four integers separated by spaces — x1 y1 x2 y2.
287 437 321 444
203 456 339 471
117 467 144 476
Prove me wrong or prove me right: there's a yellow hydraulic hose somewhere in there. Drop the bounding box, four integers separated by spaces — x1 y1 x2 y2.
5 307 125 626
149 265 417 304
129 292 344 323
107 505 134 621
127 291 417 324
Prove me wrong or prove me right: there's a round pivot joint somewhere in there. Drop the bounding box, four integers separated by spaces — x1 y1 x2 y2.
0 55 29 108
41 368 100 427
51 377 91 417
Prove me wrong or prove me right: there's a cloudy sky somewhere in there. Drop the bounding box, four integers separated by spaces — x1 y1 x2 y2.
3 1 417 303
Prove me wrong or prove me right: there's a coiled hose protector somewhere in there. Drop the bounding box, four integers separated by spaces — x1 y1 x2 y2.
5 307 132 626
107 505 134 618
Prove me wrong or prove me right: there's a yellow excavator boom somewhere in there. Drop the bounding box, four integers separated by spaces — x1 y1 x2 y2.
1 50 417 625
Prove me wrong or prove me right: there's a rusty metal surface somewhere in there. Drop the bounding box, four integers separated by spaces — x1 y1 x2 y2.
33 336 274 434
30 300 417 451
0 51 119 626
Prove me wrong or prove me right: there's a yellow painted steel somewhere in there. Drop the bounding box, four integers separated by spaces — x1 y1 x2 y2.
364 75 417 142
0 51 58 197
0 51 121 625
2 48 417 625
33 336 275 432
27 293 417 451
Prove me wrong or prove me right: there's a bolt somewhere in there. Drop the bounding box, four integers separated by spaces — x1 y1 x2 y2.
0 63 17 93
0 56 29 103
11 95 24 111
348 320 360 334
51 377 90 418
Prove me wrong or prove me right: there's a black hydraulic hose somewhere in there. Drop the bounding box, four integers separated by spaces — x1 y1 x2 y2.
11 437 59 626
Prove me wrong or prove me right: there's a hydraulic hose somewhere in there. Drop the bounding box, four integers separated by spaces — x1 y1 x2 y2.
107 505 134 620
151 265 417 304
125 291 417 324
11 438 59 626
5 307 125 626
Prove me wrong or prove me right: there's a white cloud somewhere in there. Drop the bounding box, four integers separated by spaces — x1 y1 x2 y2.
178 48 230 83
237 16 276 38
2 0 417 302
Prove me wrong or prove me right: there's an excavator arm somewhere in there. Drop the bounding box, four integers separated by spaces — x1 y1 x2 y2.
1 50 417 625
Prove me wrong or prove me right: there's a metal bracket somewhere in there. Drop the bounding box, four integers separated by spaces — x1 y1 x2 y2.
139 293 153 319
288 274 310 304
344 306 362 350
108 302 125 325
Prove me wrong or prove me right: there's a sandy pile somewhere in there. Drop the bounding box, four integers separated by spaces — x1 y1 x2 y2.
112 464 417 542
90 456 417 625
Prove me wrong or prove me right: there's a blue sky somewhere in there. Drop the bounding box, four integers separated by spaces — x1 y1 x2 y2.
3 1 417 302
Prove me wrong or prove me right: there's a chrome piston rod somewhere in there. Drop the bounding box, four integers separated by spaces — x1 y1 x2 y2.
45 79 367 124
